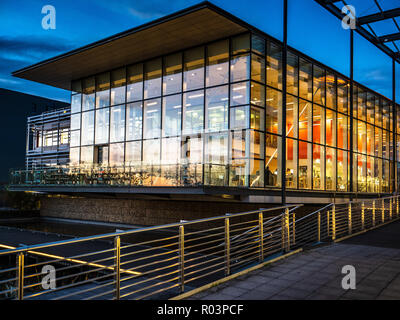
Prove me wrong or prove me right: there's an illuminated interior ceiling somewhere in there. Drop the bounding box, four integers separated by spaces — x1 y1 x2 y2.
315 0 400 63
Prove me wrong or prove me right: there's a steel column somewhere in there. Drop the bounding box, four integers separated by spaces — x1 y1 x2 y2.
224 218 230 276
281 0 288 204
349 29 354 199
114 236 120 300
258 212 264 262
179 225 185 292
17 253 24 300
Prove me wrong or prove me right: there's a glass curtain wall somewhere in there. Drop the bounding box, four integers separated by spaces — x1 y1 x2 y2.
69 31 397 192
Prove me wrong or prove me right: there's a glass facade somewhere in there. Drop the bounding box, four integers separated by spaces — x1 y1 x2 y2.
68 32 399 193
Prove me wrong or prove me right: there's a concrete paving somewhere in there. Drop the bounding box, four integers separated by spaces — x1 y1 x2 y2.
189 220 400 300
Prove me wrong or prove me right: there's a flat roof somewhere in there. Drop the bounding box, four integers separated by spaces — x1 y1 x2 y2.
12 2 248 91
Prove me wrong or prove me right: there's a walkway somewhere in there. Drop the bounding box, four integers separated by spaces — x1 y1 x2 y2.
188 220 400 300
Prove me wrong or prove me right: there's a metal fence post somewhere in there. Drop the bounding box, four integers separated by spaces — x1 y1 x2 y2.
332 204 336 240
292 213 296 246
327 210 330 237
389 198 393 220
281 208 290 252
382 198 385 223
16 253 24 300
348 203 352 235
114 236 120 300
397 197 399 218
224 217 230 276
179 225 185 292
317 212 321 242
361 202 365 230
372 200 376 227
258 212 264 262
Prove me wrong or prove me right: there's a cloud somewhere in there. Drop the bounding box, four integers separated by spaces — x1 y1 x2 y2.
94 0 192 20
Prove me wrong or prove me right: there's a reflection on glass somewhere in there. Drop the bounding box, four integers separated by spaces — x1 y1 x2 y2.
251 82 265 107
326 73 336 109
251 54 265 83
144 59 162 99
127 64 143 102
205 133 228 186
144 99 161 139
81 111 94 145
163 94 181 137
183 90 204 135
96 73 110 108
230 106 249 130
206 85 228 132
125 141 141 165
110 143 124 166
110 105 125 143
71 94 81 114
126 102 142 141
184 47 204 91
95 108 109 145
267 41 282 90
69 147 80 165
313 65 325 106
111 68 126 106
287 52 298 96
230 81 249 106
163 53 182 95
71 114 81 131
206 40 229 87
82 77 95 111
251 106 264 131
231 34 250 55
143 139 160 165
81 146 94 165
250 159 264 188
230 54 250 82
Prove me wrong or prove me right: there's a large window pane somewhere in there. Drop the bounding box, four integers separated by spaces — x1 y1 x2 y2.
313 66 325 106
71 113 81 131
143 139 160 165
163 94 182 137
69 147 80 166
230 106 249 130
265 134 281 187
125 141 142 165
298 141 312 189
313 105 325 144
182 135 203 164
230 81 250 106
337 78 348 114
251 82 265 107
205 133 228 186
110 105 125 143
326 108 336 147
286 138 297 188
183 47 204 91
127 64 143 102
95 108 109 145
163 53 182 95
111 68 126 106
206 85 228 132
144 59 162 99
82 77 95 111
267 42 282 90
326 147 336 191
71 94 81 114
231 130 247 159
357 88 366 121
80 146 94 165
251 54 265 83
162 137 180 164
337 150 348 191
326 73 336 110
109 143 124 167
286 95 298 138
232 34 250 55
230 54 250 82
96 73 110 108
299 99 312 142
251 34 265 56
183 90 204 135
206 40 229 87
266 88 282 135
313 144 325 190
143 99 161 139
250 159 264 188
366 93 375 124
299 59 312 101
287 51 298 96
126 102 142 141
81 111 94 145
337 114 348 150
250 106 264 131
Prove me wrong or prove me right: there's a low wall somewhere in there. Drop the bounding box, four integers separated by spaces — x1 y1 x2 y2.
40 196 324 227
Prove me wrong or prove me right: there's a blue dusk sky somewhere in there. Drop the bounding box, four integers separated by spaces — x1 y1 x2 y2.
0 0 399 103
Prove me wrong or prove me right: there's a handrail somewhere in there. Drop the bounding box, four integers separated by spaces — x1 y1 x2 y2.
0 204 298 256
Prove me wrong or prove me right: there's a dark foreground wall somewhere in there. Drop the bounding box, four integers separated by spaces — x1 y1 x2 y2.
40 196 323 226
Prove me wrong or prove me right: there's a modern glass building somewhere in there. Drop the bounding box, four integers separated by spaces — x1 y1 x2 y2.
10 2 399 201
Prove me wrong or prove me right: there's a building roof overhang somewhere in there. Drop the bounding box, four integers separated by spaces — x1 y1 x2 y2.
12 2 249 91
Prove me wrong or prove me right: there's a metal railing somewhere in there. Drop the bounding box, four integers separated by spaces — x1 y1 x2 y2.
0 195 398 300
